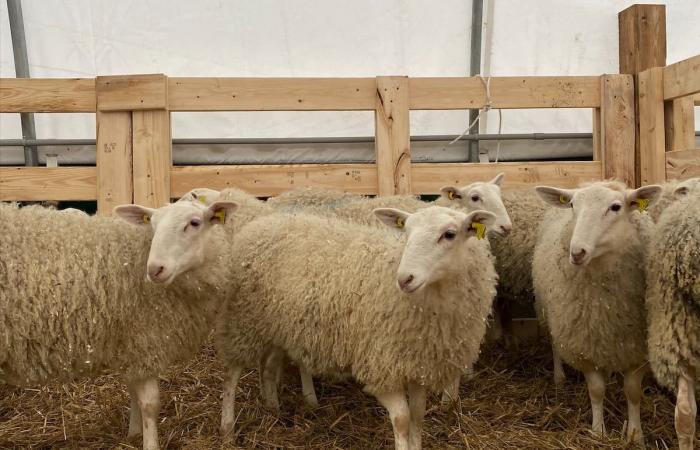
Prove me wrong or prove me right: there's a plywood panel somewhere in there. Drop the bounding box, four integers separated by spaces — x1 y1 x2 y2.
375 77 411 196
171 164 377 197
0 78 95 112
666 149 700 180
409 76 601 110
0 167 97 200
600 75 636 186
96 111 133 215
411 161 602 194
132 110 171 207
169 77 376 111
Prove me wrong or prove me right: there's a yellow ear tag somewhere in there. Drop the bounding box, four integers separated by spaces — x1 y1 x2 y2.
142 214 150 224
198 195 207 205
396 217 405 229
214 210 226 224
448 191 455 200
559 195 569 204
636 198 649 213
471 222 486 240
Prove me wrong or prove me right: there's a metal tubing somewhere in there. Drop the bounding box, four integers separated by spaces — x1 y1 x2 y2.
468 0 484 162
6 0 38 166
0 133 598 148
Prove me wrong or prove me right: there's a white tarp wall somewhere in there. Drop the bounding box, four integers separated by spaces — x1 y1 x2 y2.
0 0 698 165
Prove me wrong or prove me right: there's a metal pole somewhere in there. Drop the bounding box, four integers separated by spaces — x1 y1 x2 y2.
6 0 38 166
468 0 484 162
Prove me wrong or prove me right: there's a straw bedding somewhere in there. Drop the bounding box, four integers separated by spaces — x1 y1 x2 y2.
0 340 687 449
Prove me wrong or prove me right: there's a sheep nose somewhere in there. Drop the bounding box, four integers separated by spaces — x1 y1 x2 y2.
147 263 166 282
499 224 512 236
398 274 414 291
570 248 587 265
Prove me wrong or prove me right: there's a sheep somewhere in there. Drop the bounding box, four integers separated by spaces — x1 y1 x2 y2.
648 177 700 223
531 180 662 443
0 198 237 450
266 185 363 212
213 207 498 449
646 183 700 450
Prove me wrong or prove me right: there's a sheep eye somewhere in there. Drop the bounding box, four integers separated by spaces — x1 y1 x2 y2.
471 195 480 202
610 203 621 212
190 219 202 227
442 230 457 241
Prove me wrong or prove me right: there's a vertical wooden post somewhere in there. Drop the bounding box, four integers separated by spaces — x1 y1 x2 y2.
618 4 666 186
96 74 171 208
600 75 636 187
664 97 695 151
375 76 412 196
638 67 666 184
592 108 601 161
95 111 133 215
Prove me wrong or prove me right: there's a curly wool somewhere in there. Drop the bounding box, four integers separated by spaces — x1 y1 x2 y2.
266 186 363 213
0 203 230 386
532 190 651 372
646 191 700 389
216 213 497 394
648 178 700 223
217 188 273 231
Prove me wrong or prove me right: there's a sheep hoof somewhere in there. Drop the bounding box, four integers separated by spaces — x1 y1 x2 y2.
626 427 644 446
553 372 566 387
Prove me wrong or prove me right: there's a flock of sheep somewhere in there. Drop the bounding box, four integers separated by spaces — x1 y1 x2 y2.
0 174 698 450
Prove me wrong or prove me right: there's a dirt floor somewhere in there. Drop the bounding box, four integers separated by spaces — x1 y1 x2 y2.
0 340 692 449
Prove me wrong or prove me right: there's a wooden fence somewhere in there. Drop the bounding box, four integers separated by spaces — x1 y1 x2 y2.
637 54 700 184
0 73 634 214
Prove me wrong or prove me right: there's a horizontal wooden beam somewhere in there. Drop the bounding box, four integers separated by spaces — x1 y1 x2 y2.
0 167 97 200
666 149 700 180
411 161 603 193
409 76 601 109
168 78 377 111
171 164 378 197
97 74 168 111
0 78 95 112
664 54 700 100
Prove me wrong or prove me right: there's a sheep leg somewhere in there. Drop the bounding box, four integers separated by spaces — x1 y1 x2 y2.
675 368 697 450
261 348 283 411
552 344 565 387
299 364 319 407
440 375 460 408
583 369 606 437
408 383 426 450
220 366 243 437
375 391 411 450
127 384 143 438
623 367 645 444
130 378 160 450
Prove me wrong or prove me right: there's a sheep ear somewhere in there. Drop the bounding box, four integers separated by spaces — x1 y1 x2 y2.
627 185 662 213
463 210 496 240
535 186 576 208
179 188 221 206
373 208 410 230
206 201 238 225
439 186 462 201
490 172 505 187
114 204 155 226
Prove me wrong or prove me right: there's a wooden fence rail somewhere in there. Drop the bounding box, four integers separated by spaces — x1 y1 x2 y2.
1 73 632 214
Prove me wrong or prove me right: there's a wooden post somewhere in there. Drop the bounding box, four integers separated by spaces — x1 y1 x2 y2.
664 97 695 151
592 108 601 161
618 4 666 186
96 74 171 208
375 76 411 196
95 111 133 215
637 67 666 184
600 75 636 187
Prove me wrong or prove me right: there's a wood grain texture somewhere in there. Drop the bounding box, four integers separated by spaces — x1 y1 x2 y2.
375 77 411 196
0 78 95 112
168 77 376 111
0 167 96 200
97 74 168 111
171 164 377 197
132 110 171 207
600 75 636 186
637 68 666 185
664 97 695 152
592 108 601 161
618 4 666 75
409 76 600 110
666 149 700 180
411 162 602 194
663 54 700 100
96 111 133 215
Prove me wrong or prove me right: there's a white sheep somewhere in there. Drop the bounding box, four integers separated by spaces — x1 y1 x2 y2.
210 207 498 450
646 181 700 450
0 198 237 450
531 181 662 443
